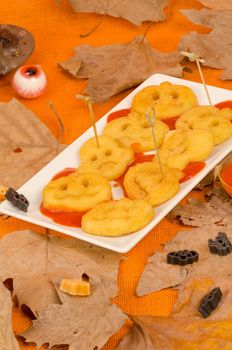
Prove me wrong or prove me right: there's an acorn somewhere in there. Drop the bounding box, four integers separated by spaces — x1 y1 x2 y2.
12 64 47 99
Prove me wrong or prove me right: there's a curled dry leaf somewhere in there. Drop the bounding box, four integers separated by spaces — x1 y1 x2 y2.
197 0 232 9
170 191 232 227
120 225 232 349
0 99 66 189
59 36 183 103
0 230 122 317
179 9 232 80
137 225 232 295
115 323 154 350
68 0 168 26
0 282 20 350
0 24 34 76
22 282 128 350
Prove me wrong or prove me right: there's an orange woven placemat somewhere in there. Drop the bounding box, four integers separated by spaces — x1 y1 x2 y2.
0 1 231 349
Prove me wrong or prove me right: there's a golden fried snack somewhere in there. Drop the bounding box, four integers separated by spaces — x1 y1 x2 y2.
176 106 232 145
157 129 214 170
77 135 133 180
60 279 90 296
103 113 169 152
131 82 198 119
218 107 232 121
124 162 183 207
42 173 111 212
82 198 154 236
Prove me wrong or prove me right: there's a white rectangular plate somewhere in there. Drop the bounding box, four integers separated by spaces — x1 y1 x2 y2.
1 74 232 253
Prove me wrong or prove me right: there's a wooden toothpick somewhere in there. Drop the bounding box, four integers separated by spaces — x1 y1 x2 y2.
145 108 164 178
181 51 215 114
76 94 100 147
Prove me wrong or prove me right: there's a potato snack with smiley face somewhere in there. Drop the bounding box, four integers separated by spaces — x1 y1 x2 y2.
42 173 112 212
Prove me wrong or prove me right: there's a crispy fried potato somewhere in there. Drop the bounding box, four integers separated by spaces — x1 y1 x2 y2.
131 82 198 119
77 135 133 180
82 198 154 236
42 173 111 212
124 162 183 207
103 113 169 152
176 106 232 145
219 107 232 121
157 129 214 170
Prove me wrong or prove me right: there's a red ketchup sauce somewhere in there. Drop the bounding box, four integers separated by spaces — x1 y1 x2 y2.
107 108 131 123
162 116 180 130
215 101 232 110
180 162 205 183
40 167 85 227
220 163 232 197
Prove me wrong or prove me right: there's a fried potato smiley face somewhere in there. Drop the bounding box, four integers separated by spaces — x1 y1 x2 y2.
42 173 112 212
78 135 133 180
131 82 198 119
124 162 183 207
176 106 232 145
82 198 154 236
103 113 169 152
158 129 214 170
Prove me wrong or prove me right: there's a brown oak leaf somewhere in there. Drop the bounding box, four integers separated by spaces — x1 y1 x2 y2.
137 224 232 295
59 36 183 103
170 192 232 227
0 230 121 317
21 282 128 350
122 225 232 349
198 0 232 9
115 323 154 350
0 99 66 189
68 0 168 26
179 8 232 80
0 282 20 350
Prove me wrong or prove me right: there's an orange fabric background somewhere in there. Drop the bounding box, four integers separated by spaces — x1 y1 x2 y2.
0 0 231 349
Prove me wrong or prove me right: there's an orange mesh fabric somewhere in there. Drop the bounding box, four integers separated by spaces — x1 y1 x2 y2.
0 1 230 349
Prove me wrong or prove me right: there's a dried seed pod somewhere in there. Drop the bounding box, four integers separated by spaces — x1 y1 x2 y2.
167 250 199 266
208 232 232 256
198 287 222 318
5 187 29 212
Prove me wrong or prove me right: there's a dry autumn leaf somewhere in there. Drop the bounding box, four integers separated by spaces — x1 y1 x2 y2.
198 0 232 9
0 99 66 189
179 9 232 80
170 189 232 227
68 0 168 26
0 230 122 317
59 36 183 103
22 281 127 350
137 224 232 295
116 323 154 350
0 282 20 350
120 224 232 349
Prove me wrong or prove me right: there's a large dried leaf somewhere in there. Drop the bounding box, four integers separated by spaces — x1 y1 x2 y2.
22 282 127 350
179 9 232 80
68 0 168 26
0 282 20 350
133 275 232 349
137 224 232 295
124 225 232 349
0 230 121 317
0 99 66 189
59 36 183 103
170 191 232 227
198 0 232 9
116 324 154 350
